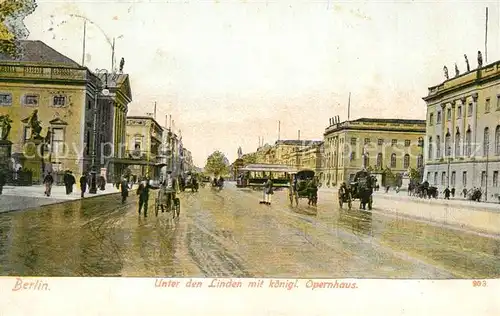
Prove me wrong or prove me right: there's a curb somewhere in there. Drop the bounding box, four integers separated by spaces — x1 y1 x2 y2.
0 192 121 214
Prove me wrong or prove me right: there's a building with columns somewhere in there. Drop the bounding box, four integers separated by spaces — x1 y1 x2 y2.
323 118 425 187
422 58 500 200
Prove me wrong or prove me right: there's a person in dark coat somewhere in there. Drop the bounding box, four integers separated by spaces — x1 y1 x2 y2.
63 171 76 195
443 187 451 200
136 177 156 217
80 173 88 198
0 169 6 195
43 172 54 197
120 177 129 204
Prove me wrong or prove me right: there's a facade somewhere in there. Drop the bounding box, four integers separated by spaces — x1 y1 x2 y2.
323 118 426 187
0 40 127 182
296 141 324 173
125 116 163 179
280 140 322 168
422 59 500 200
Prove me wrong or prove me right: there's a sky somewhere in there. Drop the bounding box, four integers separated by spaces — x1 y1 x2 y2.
22 0 500 167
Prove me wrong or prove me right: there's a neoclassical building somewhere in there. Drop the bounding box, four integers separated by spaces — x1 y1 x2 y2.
323 118 425 187
423 58 500 200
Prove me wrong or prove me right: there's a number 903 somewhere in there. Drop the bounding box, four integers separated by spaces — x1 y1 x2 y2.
472 280 487 287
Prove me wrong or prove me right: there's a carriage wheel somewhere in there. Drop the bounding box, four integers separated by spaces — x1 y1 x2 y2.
368 196 373 210
155 199 159 217
175 202 180 218
347 200 352 210
339 199 343 208
289 190 294 205
294 193 299 205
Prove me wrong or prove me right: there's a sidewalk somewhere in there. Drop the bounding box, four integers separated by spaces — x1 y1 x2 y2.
0 184 121 212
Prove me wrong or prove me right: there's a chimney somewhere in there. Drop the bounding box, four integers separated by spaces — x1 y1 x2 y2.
329 118 332 125
336 115 340 123
298 130 300 140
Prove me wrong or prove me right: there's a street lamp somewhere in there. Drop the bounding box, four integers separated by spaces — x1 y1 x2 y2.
417 137 424 182
485 142 489 202
447 146 451 188
89 69 110 194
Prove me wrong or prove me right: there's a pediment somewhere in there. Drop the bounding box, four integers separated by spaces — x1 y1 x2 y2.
49 118 68 125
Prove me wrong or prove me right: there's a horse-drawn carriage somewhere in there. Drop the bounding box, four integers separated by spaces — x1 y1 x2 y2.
184 172 199 192
289 169 318 206
339 170 375 210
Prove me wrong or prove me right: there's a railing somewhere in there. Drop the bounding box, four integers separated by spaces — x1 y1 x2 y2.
0 64 87 81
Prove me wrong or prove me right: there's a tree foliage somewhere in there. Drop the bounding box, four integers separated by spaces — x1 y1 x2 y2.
408 167 422 183
204 150 229 176
0 0 37 57
242 152 257 164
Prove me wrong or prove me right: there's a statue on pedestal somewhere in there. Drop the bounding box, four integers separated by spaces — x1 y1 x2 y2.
0 114 12 141
455 63 460 77
237 146 243 159
464 54 470 72
25 110 43 140
443 66 449 80
477 50 483 68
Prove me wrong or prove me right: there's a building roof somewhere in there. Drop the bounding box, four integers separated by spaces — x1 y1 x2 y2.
275 140 323 146
352 118 426 125
0 40 81 67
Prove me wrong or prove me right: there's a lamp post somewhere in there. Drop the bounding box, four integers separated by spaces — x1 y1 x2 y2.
485 142 489 201
447 146 451 188
89 69 110 194
417 137 424 182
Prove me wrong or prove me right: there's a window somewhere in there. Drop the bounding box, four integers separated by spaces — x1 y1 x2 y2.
451 171 456 187
390 153 396 168
51 128 64 155
481 171 486 187
462 171 467 186
391 139 397 146
403 154 410 169
437 111 441 123
363 153 369 167
0 93 12 106
350 151 356 161
434 172 438 185
23 126 31 141
447 108 451 121
455 130 461 157
377 138 384 145
427 172 430 181
441 172 446 185
465 129 472 156
23 94 39 106
485 98 491 113
497 95 500 110
428 136 433 159
376 153 383 168
468 103 473 116
436 135 441 158
457 106 462 118
53 95 66 107
417 154 423 168
445 133 451 156
496 126 500 155
364 138 370 145
87 100 92 110
494 171 499 187
484 127 490 156
429 113 434 126
404 140 410 147
350 138 356 145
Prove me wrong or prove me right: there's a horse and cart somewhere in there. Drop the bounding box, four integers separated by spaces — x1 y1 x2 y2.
338 170 375 210
289 169 319 206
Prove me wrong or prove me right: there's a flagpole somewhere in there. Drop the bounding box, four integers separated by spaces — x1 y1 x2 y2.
485 7 489 63
347 92 351 121
81 20 86 66
278 120 281 141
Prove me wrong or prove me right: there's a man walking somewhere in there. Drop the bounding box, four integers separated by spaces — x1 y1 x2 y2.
43 172 54 197
80 173 88 198
63 170 75 195
120 177 129 204
136 177 153 217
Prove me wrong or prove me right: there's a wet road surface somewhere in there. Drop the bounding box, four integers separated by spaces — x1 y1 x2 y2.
1 183 500 278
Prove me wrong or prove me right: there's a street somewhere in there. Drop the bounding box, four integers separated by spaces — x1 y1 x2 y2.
1 183 499 278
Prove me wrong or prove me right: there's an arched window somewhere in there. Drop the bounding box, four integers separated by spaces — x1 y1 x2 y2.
363 153 369 168
403 154 410 169
417 154 423 168
496 126 500 155
465 129 472 156
484 127 490 156
455 130 461 157
428 136 433 160
376 153 383 169
436 135 441 158
390 153 396 168
445 132 451 156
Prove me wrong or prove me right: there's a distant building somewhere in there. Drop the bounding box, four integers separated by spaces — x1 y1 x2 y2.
323 118 426 187
422 59 500 199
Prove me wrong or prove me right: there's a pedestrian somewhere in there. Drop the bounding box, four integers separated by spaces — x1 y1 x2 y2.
263 177 273 205
136 177 153 217
443 187 451 200
451 187 455 198
463 188 467 198
80 173 88 198
43 172 54 197
120 177 129 204
0 168 6 195
63 170 75 195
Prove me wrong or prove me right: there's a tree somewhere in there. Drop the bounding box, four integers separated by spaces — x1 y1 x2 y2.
408 167 422 183
204 151 229 176
0 0 37 57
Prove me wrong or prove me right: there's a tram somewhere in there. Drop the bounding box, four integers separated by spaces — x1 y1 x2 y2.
237 164 297 190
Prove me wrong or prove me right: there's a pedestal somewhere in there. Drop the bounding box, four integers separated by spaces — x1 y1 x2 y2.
0 140 12 170
23 138 47 183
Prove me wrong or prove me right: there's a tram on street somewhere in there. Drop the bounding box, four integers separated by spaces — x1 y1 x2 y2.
237 164 297 190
